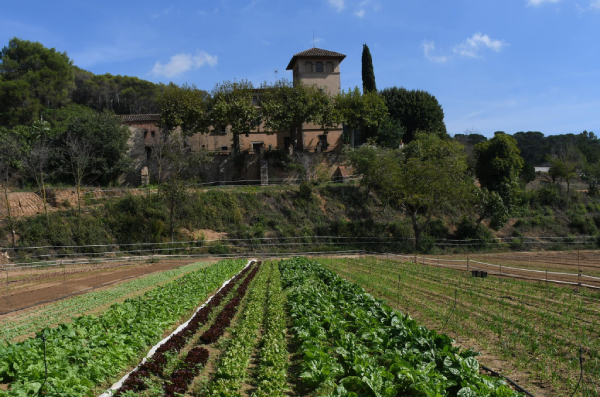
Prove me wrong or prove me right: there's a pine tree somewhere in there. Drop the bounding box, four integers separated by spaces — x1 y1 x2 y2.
361 43 377 93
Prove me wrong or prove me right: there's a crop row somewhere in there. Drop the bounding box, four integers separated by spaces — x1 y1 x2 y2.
327 257 599 394
0 259 247 397
1 261 211 343
252 262 288 397
280 257 520 397
114 261 259 395
207 261 272 395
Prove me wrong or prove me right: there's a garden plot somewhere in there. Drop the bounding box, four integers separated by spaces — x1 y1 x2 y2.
324 256 600 396
0 256 537 396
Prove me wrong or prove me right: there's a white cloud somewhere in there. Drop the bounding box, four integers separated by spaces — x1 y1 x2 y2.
422 41 450 63
150 51 217 78
591 0 600 9
527 0 560 6
327 0 345 12
453 33 507 58
354 9 366 17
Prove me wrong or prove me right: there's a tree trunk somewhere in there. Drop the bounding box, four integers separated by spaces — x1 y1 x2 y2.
76 181 82 218
40 166 49 226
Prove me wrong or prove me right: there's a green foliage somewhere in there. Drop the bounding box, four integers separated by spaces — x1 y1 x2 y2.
520 162 536 183
514 130 600 166
368 134 473 249
0 259 245 396
335 87 388 142
454 217 494 243
279 257 518 396
0 38 75 127
376 115 404 148
361 44 377 93
261 79 339 148
475 132 524 209
72 67 164 115
159 83 210 135
210 80 261 153
52 110 132 185
380 86 447 144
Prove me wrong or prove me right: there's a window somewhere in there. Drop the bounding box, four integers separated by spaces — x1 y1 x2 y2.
252 95 258 105
221 146 228 151
304 62 313 73
143 130 148 139
220 126 227 134
151 130 156 138
145 146 152 160
326 62 334 73
315 62 323 72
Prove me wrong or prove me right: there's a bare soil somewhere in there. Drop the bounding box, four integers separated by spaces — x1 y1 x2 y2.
0 259 198 315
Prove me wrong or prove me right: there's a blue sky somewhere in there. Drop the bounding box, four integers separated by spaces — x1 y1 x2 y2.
1 0 599 137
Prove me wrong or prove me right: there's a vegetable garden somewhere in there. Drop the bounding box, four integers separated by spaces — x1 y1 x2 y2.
1 256 562 396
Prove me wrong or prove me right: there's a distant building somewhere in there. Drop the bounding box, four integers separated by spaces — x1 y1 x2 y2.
535 167 550 173
122 47 346 156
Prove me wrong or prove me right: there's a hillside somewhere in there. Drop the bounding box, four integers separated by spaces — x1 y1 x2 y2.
2 181 600 259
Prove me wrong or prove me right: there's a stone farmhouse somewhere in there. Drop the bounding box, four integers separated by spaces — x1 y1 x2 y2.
122 48 347 184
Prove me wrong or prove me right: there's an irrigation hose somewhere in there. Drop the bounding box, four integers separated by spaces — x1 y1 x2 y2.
570 346 583 397
480 364 535 397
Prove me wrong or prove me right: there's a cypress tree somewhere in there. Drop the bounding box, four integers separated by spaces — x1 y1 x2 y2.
361 43 377 93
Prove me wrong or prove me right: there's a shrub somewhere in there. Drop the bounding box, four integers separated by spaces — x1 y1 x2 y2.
454 217 494 246
426 219 449 239
569 215 598 235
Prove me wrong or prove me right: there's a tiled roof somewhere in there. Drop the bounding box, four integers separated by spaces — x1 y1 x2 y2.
120 114 160 123
286 48 346 70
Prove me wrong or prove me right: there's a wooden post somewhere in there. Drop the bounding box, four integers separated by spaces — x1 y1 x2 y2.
578 249 581 288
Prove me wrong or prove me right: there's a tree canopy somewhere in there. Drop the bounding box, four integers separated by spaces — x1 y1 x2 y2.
0 37 75 127
474 132 524 208
361 44 377 93
380 86 447 144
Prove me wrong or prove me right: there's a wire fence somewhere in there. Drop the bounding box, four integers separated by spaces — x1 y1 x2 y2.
3 233 600 315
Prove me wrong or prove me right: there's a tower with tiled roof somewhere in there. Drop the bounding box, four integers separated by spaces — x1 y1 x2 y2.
286 48 346 96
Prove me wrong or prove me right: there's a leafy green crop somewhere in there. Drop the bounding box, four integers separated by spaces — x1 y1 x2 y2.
207 262 271 396
252 263 288 397
280 257 521 397
0 259 246 397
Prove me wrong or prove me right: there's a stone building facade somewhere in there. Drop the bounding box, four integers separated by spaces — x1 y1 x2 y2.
121 47 347 184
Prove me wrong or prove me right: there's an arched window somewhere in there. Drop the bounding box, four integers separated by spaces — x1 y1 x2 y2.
326 62 334 73
304 62 313 73
315 62 323 72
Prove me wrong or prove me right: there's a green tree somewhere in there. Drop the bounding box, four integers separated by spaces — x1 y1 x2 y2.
209 80 261 154
475 132 524 208
335 87 387 143
158 131 210 240
380 86 447 144
72 68 165 114
56 110 132 185
0 132 22 247
0 38 75 127
361 44 377 93
520 162 536 184
582 161 600 197
547 147 583 195
376 115 404 148
472 187 509 230
158 83 210 135
261 79 337 150
362 134 472 249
